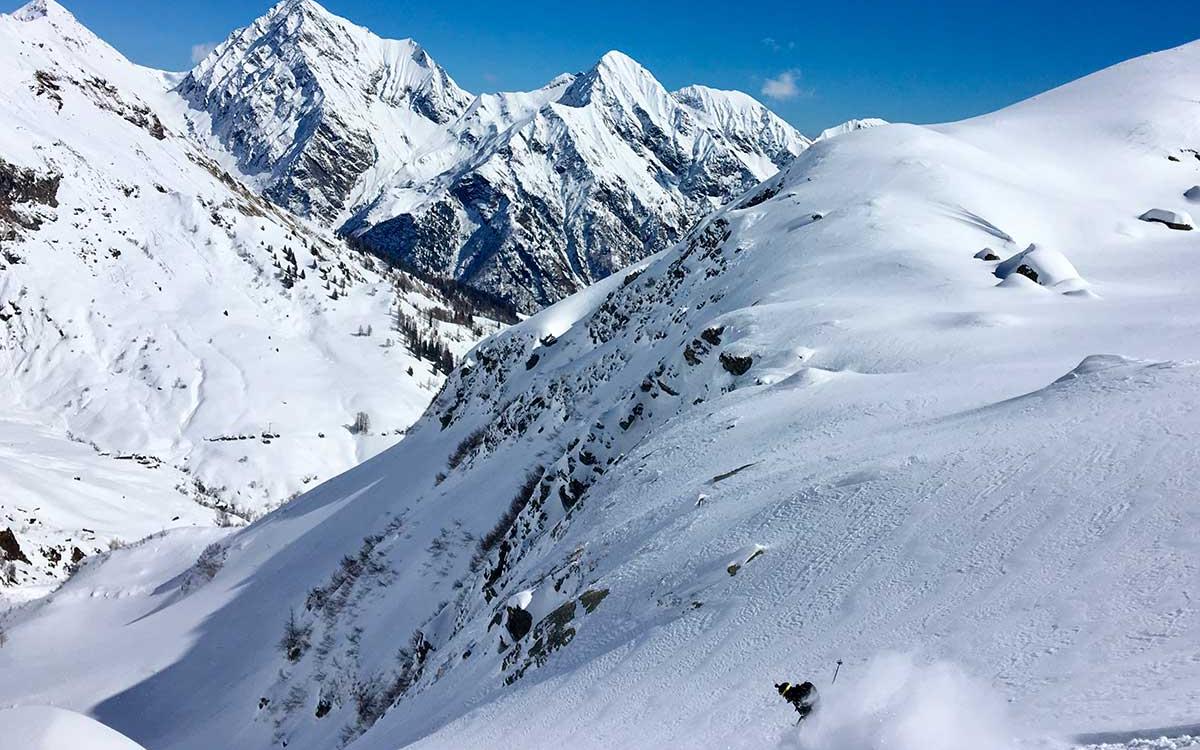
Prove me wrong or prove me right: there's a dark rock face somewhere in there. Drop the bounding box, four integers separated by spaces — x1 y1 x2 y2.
31 69 165 140
263 113 377 220
504 606 533 642
349 121 742 313
80 76 166 140
32 69 63 110
0 156 60 241
0 528 30 564
719 352 753 376
351 200 463 280
1014 264 1040 283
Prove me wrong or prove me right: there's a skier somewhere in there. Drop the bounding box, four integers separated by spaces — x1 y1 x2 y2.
775 680 819 724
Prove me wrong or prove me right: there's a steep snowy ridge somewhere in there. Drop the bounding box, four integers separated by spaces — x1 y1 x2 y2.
177 0 472 221
0 0 500 601
674 84 812 174
348 50 811 311
4 32 1200 750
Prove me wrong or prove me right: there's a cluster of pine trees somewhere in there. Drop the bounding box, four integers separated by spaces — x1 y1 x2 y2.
393 305 456 375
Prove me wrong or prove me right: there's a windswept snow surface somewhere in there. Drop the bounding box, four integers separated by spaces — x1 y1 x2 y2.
3 25 1200 750
0 705 147 750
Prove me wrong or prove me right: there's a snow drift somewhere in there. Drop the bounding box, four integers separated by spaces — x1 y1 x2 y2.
0 706 147 750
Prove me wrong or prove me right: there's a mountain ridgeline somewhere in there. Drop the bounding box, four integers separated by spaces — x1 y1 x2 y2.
179 0 814 312
0 0 508 599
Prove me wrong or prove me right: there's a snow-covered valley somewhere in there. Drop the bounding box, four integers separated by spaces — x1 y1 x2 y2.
0 0 504 600
3 7 1200 749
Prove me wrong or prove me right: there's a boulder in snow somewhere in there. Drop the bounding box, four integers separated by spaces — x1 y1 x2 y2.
719 351 754 376
974 248 1000 261
1138 208 1194 230
1184 186 1200 202
0 527 30 564
994 244 1086 291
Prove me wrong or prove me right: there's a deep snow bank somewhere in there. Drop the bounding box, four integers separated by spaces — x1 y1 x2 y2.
0 706 146 750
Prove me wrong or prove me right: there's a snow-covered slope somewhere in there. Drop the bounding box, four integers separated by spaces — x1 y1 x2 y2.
0 705 148 750
674 84 810 173
176 0 472 222
0 0 501 601
347 51 812 311
5 18 1200 750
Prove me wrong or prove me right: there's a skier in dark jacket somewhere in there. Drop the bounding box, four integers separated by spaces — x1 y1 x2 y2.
776 681 819 724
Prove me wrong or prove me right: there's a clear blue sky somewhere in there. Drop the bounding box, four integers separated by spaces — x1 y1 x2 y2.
20 0 1200 136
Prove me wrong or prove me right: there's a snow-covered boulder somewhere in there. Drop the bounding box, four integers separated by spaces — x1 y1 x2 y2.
1053 354 1147 384
1184 185 1200 202
994 244 1086 291
974 247 1000 261
1138 207 1195 230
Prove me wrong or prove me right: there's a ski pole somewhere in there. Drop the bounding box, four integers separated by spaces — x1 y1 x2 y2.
832 659 842 684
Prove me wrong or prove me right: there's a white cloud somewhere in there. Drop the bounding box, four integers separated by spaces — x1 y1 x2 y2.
761 37 781 52
190 42 218 64
761 70 807 101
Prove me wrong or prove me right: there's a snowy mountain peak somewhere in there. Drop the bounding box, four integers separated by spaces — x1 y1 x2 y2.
172 5 813 313
545 71 576 88
347 47 814 311
1 0 167 107
7 0 97 44
179 0 471 221
674 83 760 110
266 0 330 17
559 48 667 108
673 83 788 126
253 0 354 33
674 83 812 160
595 48 650 75
9 0 73 22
